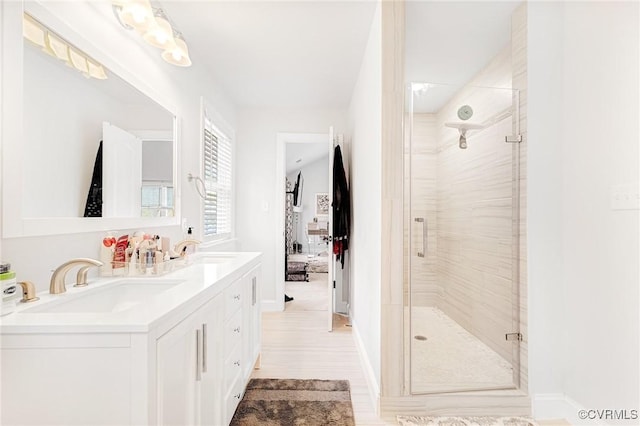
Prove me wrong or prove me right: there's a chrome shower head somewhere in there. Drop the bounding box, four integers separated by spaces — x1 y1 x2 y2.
444 122 483 150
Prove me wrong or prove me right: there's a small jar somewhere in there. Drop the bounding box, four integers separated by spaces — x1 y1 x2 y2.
1 270 19 316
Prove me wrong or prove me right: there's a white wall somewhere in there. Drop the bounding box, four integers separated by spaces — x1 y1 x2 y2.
347 1 382 393
235 108 346 305
287 154 329 251
528 2 639 424
0 1 236 291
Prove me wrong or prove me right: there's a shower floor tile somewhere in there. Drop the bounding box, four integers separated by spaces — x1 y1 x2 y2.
410 307 514 393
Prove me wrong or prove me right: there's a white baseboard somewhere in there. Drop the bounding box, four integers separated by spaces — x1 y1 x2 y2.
351 321 381 415
533 393 586 425
261 299 283 312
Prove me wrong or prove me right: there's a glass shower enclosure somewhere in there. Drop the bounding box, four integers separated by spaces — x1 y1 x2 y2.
404 82 522 394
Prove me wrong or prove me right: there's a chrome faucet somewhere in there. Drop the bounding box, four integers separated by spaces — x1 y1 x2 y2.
174 239 201 257
50 258 103 294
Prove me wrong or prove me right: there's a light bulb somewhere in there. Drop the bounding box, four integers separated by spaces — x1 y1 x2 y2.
155 32 167 44
131 6 147 23
120 0 153 31
161 35 191 67
142 14 174 49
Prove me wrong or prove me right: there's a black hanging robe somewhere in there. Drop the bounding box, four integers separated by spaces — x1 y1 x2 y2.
332 145 350 268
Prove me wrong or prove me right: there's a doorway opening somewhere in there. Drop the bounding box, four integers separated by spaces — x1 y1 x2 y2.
275 132 334 331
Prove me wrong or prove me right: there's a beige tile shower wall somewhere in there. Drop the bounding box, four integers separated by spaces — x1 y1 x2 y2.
435 46 515 363
511 2 528 392
406 113 440 307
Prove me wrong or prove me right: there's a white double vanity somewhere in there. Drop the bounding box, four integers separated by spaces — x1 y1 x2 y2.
0 252 262 426
0 1 263 424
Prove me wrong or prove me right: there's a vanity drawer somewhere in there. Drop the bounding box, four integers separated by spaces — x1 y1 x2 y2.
223 279 243 320
223 310 242 358
224 375 245 425
223 343 242 392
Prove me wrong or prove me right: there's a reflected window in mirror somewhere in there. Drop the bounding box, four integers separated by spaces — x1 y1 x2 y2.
141 138 174 217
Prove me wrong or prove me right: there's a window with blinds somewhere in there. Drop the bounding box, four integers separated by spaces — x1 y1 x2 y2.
203 117 232 239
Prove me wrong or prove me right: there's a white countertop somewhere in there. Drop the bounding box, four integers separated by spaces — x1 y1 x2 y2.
0 252 261 334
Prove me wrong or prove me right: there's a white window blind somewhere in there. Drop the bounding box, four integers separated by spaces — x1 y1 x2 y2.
203 115 232 239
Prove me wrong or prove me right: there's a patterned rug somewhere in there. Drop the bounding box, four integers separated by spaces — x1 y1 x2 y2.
397 416 538 426
230 378 355 426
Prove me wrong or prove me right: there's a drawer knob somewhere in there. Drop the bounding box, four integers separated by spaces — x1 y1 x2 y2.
234 393 242 399
233 294 241 300
234 327 241 333
234 360 240 367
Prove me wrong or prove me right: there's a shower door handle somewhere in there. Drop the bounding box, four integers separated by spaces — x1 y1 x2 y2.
414 217 427 258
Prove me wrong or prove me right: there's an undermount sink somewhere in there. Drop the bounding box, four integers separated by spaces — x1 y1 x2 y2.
23 279 184 314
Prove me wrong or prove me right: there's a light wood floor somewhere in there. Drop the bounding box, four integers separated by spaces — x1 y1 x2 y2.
253 274 570 426
253 274 391 425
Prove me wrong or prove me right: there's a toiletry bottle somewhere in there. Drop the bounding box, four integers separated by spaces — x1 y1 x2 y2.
145 250 154 275
185 227 196 255
129 241 139 276
100 233 116 276
112 235 129 276
154 250 163 275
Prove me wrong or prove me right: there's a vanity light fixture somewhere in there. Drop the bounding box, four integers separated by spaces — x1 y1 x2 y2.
112 0 192 67
23 14 108 80
161 32 192 67
117 0 155 31
142 9 174 49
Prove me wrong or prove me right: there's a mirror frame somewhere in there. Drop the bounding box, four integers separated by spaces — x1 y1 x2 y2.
1 1 181 238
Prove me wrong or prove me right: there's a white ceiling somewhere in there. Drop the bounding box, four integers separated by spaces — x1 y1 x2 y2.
158 1 520 112
406 1 522 113
161 0 378 109
285 142 328 174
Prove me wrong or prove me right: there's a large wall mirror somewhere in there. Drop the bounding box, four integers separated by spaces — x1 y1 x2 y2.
1 1 180 238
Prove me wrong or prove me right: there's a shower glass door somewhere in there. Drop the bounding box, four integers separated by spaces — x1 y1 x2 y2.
405 82 521 394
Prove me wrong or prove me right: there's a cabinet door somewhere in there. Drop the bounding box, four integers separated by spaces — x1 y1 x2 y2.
252 268 261 363
242 266 261 378
156 312 200 426
199 295 224 426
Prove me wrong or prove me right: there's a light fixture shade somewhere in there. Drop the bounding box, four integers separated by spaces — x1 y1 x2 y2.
23 15 46 48
69 48 89 74
161 35 192 67
142 15 174 50
46 33 70 63
87 60 108 80
120 0 154 32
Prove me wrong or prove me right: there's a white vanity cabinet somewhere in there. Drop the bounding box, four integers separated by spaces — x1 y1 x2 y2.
243 266 262 379
220 264 262 424
156 294 223 426
0 255 262 426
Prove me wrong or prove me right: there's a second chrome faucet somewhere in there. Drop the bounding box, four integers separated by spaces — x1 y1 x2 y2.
50 258 103 294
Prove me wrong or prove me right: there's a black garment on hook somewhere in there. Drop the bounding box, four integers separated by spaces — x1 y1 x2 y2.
332 145 350 268
83 141 103 217
292 171 303 207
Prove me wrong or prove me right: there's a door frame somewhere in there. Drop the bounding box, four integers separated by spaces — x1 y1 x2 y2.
275 132 330 313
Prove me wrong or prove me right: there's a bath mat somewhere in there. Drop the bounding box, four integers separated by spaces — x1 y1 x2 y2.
230 378 355 426
397 416 538 426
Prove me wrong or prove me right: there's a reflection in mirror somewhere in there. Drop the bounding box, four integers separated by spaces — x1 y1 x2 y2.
22 13 175 219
